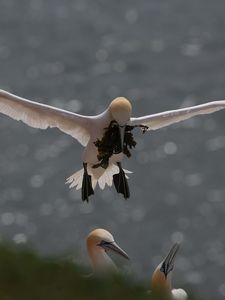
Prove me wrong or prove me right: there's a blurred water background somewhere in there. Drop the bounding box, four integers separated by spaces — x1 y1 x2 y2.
0 0 225 298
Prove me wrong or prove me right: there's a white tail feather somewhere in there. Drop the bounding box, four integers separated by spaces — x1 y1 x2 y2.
66 163 132 190
66 168 83 189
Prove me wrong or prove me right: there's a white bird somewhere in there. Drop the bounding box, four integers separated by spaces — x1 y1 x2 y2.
1 89 225 201
86 228 129 273
151 243 188 300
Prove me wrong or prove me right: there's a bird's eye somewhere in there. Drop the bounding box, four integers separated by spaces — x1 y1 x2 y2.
98 240 112 247
101 241 111 245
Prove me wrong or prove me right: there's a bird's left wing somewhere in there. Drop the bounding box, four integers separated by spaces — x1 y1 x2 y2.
0 90 91 146
130 100 225 130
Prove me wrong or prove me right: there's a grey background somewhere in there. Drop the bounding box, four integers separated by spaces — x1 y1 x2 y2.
0 0 225 298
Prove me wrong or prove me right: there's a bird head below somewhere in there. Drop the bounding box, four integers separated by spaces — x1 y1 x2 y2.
86 228 129 260
109 97 132 126
151 243 180 295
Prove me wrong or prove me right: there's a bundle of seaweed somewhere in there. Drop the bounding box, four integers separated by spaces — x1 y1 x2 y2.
93 121 148 169
93 121 121 169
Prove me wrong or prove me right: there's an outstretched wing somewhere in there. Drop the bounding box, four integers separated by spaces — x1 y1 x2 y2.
130 100 225 130
0 89 91 146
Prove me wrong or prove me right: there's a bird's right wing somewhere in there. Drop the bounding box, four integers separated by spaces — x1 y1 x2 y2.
0 89 92 146
130 100 225 130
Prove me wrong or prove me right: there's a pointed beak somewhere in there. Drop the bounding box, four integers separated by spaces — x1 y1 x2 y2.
160 243 180 278
100 241 130 260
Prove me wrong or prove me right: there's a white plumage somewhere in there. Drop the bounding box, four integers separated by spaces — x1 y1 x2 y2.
172 288 188 300
130 100 225 130
1 89 225 200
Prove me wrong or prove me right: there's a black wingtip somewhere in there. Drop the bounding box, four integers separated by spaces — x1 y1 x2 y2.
113 164 130 199
82 173 94 202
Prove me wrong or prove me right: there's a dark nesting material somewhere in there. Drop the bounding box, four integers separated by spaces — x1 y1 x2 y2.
93 120 148 169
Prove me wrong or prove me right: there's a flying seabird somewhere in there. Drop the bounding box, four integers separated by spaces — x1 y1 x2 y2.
0 89 225 201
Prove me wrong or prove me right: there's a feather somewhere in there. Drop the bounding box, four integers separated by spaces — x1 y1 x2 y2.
66 163 129 191
130 100 225 130
172 289 188 300
0 90 91 146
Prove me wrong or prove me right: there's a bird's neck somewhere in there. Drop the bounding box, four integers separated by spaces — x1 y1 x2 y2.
88 245 117 273
151 268 172 298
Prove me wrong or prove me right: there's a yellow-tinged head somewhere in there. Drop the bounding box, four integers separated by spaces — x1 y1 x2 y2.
86 228 129 271
109 97 132 126
151 265 172 297
151 243 180 298
87 228 114 247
